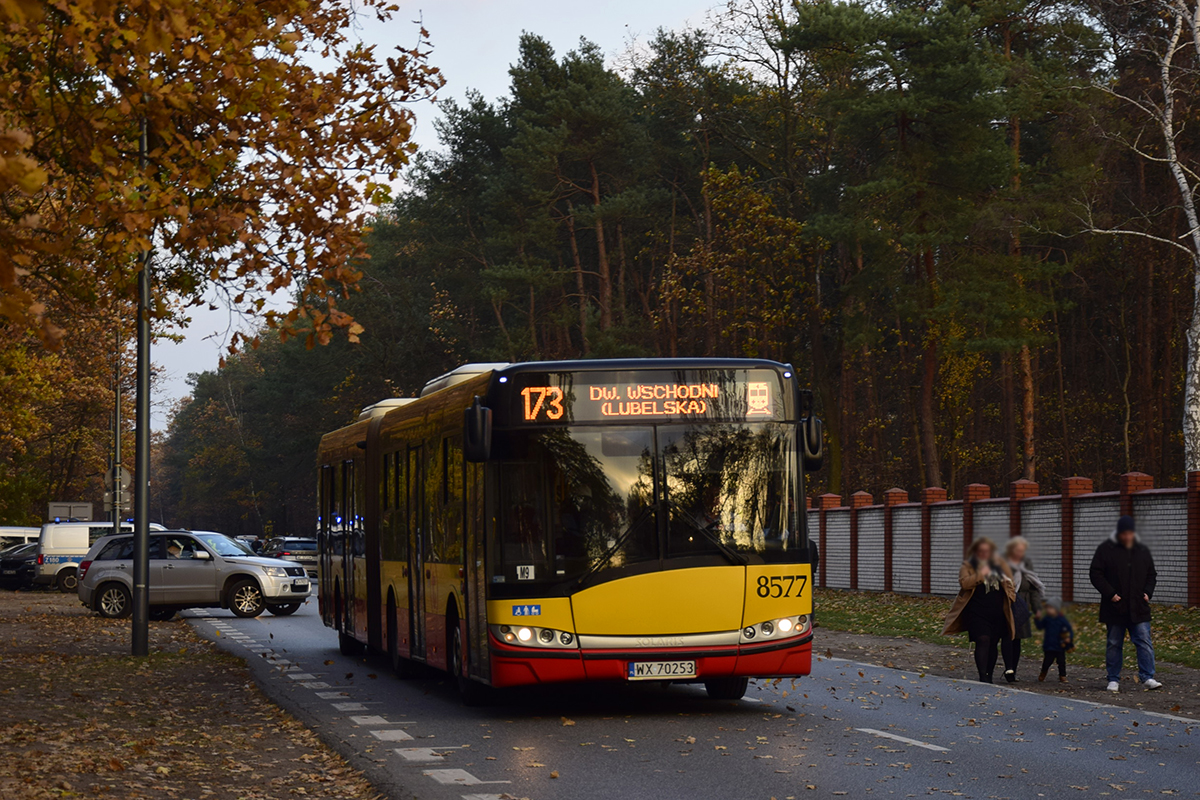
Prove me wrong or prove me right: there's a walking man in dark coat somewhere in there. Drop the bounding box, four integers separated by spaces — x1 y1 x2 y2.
1088 515 1162 692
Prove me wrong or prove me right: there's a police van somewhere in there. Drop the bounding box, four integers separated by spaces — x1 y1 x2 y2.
35 522 164 592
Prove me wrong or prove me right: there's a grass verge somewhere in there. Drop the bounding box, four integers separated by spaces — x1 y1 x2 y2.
815 588 1200 671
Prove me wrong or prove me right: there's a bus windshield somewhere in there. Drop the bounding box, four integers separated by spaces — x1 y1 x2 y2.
490 423 802 594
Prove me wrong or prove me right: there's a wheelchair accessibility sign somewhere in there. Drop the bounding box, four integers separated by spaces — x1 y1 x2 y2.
511 604 541 617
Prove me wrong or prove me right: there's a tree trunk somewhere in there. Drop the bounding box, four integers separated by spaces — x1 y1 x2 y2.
589 161 612 331
920 247 942 488
565 209 589 354
616 222 628 325
1001 353 1016 479
1019 343 1035 481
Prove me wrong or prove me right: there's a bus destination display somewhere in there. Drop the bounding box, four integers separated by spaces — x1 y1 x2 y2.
506 370 786 424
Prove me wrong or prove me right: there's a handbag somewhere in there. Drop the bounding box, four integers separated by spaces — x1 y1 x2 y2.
1011 595 1031 633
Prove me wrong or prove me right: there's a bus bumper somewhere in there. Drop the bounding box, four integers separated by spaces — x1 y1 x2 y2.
488 634 812 688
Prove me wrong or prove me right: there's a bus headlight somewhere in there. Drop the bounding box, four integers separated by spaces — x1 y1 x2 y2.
539 629 555 644
560 632 573 645
517 627 533 642
778 617 794 633
760 621 774 636
743 626 756 639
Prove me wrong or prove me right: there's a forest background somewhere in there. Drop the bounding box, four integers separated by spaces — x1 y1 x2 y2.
5 0 1200 539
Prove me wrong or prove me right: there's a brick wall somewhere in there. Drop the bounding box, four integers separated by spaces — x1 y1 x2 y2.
810 472 1200 607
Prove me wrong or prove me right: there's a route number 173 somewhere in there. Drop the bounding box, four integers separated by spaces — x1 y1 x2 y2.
756 574 808 598
521 386 565 421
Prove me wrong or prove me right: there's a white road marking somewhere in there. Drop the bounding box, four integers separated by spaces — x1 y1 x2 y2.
351 715 412 726
395 747 449 762
855 728 949 752
462 795 508 800
424 769 509 786
287 673 317 681
332 702 368 712
317 691 349 699
370 729 414 742
300 681 331 689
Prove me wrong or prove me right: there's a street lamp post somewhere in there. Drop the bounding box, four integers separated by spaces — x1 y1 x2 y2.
132 118 151 657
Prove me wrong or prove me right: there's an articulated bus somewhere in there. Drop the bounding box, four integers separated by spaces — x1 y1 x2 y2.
317 358 824 703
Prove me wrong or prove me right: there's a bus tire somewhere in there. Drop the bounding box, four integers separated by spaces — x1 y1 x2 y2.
449 607 489 706
339 630 364 657
704 677 749 701
56 568 78 593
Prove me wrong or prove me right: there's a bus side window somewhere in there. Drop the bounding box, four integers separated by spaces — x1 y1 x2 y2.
443 436 464 563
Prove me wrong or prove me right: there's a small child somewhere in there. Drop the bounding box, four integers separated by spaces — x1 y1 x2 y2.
1035 601 1074 683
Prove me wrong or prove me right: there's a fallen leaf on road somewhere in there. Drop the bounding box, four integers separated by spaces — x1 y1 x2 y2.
561 717 575 726
550 771 560 779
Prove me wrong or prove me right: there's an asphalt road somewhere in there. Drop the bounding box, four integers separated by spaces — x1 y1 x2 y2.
185 602 1200 800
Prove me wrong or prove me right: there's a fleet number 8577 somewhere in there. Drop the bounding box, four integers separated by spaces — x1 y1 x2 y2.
756 574 808 598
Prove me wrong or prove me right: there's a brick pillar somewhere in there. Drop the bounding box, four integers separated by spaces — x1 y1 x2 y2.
882 488 908 593
817 494 841 589
1060 477 1093 603
1009 479 1040 539
849 491 872 590
920 487 947 595
1188 473 1200 607
1119 472 1153 517
962 483 990 557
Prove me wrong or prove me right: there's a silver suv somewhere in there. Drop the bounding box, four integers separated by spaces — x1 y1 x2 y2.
77 530 311 620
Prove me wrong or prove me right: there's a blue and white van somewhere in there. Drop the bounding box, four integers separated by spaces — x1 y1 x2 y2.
35 522 163 592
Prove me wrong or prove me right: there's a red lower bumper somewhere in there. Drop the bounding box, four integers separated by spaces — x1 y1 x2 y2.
488 633 813 689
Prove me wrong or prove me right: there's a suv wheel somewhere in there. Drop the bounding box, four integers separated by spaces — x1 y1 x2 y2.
268 602 302 616
228 579 266 618
97 583 132 619
56 568 78 593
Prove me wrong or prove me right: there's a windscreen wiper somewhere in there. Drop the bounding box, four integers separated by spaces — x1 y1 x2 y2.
570 506 656 593
667 500 748 566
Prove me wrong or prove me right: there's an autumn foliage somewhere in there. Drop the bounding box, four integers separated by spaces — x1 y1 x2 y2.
0 0 442 346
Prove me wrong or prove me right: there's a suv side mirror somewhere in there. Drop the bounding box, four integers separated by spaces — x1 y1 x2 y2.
193 549 211 560
464 396 493 463
801 416 824 471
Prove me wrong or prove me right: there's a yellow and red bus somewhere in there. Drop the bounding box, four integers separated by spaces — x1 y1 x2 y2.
317 359 823 703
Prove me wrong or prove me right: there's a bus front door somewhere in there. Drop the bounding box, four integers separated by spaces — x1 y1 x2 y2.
408 447 426 661
342 460 356 638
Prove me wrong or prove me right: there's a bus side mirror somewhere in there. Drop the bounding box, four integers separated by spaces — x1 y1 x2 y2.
464 397 493 463
801 416 824 471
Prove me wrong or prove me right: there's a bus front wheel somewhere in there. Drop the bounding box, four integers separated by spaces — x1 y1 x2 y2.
704 677 749 701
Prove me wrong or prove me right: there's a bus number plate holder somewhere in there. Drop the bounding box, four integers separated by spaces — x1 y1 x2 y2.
627 660 697 681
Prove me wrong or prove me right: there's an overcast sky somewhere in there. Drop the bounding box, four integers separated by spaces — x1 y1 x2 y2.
150 0 709 426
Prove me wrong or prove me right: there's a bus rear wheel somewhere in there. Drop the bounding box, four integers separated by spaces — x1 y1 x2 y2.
704 677 749 701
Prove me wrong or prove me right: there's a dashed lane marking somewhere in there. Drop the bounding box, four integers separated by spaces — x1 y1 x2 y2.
395 747 450 762
317 691 349 699
300 681 331 689
332 702 368 712
462 796 509 800
287 673 318 681
370 729 415 742
351 715 413 727
424 770 510 786
855 727 949 752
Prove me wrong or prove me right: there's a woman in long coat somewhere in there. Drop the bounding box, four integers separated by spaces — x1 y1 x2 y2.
943 537 1016 683
1000 536 1045 682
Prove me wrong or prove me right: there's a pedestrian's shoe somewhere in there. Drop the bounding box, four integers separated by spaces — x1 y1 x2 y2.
1106 681 1120 693
1038 671 1047 682
1059 676 1068 684
1004 670 1016 684
1143 678 1163 690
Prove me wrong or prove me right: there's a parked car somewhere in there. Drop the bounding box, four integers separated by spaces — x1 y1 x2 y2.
77 530 312 620
236 535 264 554
0 542 38 590
35 521 151 593
261 537 318 577
0 527 41 551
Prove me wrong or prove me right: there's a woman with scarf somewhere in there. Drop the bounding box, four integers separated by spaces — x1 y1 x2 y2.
943 537 1016 683
1000 536 1046 682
